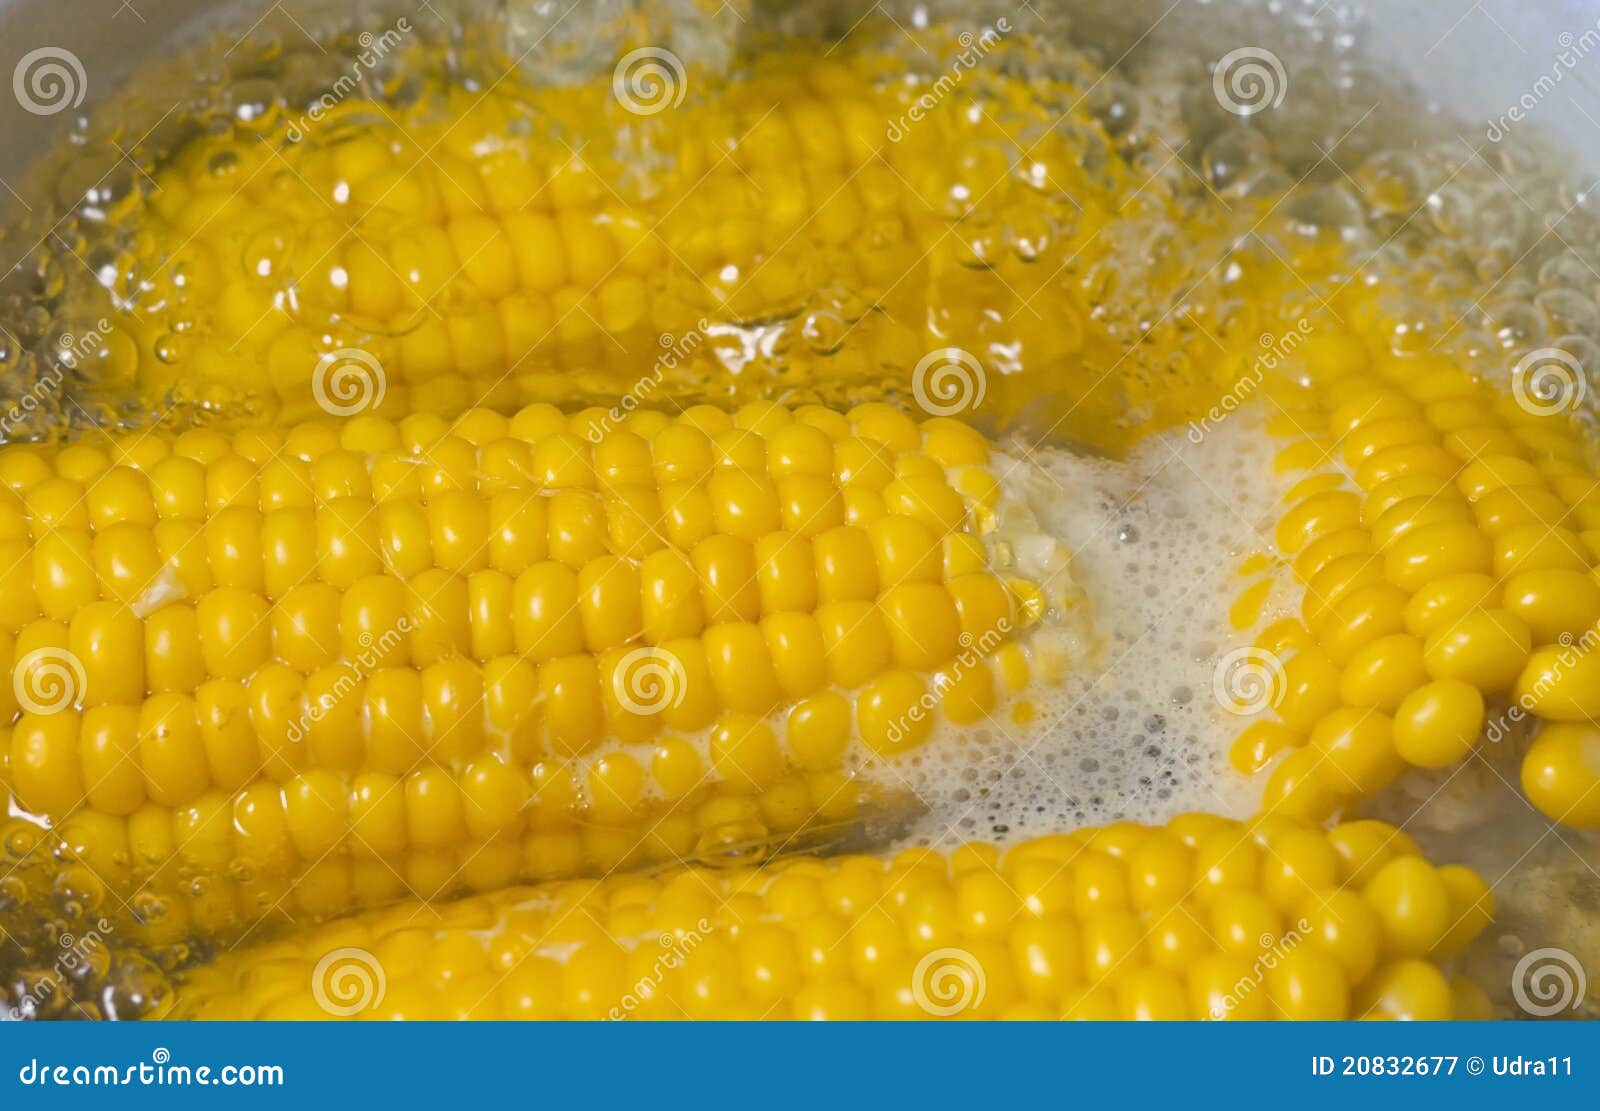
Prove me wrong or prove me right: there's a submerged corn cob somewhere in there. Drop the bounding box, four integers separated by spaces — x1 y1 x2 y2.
162 813 1493 1020
1226 323 1600 827
0 400 1086 944
74 45 1242 449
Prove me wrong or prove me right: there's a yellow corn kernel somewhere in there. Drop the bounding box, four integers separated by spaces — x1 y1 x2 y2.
1403 573 1501 639
1337 634 1426 712
163 814 1490 1021
0 404 1078 945
1515 645 1600 722
1421 608 1532 694
1521 723 1600 828
1307 708 1404 798
1381 522 1492 592
1391 680 1485 769
1502 568 1600 645
1274 649 1343 733
1276 491 1362 554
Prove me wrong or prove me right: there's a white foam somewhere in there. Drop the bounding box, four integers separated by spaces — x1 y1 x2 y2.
880 405 1290 849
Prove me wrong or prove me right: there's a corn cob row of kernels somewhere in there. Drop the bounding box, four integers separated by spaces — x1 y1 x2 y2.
1228 324 1600 827
76 40 1265 456
95 48 1133 427
0 399 1086 943
161 813 1493 1020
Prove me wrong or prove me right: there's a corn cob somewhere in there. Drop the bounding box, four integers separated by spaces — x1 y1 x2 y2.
0 400 1086 945
1226 322 1600 828
74 44 1244 450
160 813 1494 1020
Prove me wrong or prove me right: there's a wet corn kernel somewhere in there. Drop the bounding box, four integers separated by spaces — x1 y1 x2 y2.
1357 960 1455 1021
1404 573 1501 639
0 403 1082 943
1515 644 1600 722
1308 708 1405 798
1241 345 1600 828
101 48 1173 451
1421 608 1531 693
1502 569 1600 644
1391 680 1485 769
164 815 1490 1021
1520 723 1600 828
1338 634 1427 712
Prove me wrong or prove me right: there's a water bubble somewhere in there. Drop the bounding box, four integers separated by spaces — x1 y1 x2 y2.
1536 288 1600 337
801 310 848 355
153 334 185 364
1286 183 1365 237
228 78 283 129
1202 129 1273 197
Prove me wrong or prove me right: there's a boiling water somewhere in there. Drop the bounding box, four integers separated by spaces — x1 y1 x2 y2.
882 416 1280 848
